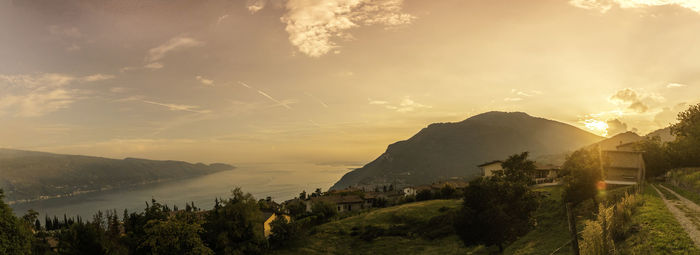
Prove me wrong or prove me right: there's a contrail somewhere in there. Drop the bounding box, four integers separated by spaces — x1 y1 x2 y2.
237 81 252 88
304 92 329 108
257 90 292 109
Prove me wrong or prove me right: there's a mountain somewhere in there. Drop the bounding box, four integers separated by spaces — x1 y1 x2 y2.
330 111 603 190
0 149 234 203
646 127 675 142
595 131 643 150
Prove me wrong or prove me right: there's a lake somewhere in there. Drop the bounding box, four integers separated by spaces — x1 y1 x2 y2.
9 163 354 219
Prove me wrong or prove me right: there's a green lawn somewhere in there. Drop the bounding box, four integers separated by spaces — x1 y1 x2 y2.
273 200 485 255
616 184 699 254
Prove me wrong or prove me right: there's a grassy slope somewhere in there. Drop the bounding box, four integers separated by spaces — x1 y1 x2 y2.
505 186 573 255
617 184 699 254
273 200 485 255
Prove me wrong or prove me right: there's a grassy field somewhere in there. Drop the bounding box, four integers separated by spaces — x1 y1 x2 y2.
505 186 573 255
616 184 699 254
273 199 485 255
666 169 700 205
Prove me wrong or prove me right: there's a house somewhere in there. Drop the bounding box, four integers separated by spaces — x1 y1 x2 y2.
601 149 645 185
262 211 291 238
403 187 417 197
478 160 503 177
531 163 561 184
304 194 371 213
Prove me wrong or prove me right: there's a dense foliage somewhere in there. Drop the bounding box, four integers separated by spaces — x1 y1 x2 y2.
0 189 33 254
453 153 539 251
561 147 601 206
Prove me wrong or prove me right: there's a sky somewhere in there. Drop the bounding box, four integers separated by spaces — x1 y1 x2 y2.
1 0 699 165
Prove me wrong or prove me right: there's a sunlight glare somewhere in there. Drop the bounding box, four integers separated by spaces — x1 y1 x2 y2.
583 119 609 137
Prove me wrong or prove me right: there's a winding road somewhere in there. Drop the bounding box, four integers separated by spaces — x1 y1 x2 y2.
651 184 700 248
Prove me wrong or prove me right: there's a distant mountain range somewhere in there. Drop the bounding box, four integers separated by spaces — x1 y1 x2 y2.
0 149 234 203
330 111 604 190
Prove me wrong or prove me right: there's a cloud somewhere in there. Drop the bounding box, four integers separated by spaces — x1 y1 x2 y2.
609 88 664 113
110 87 131 93
370 96 431 112
654 102 687 126
0 73 106 117
217 14 230 24
504 97 523 102
196 75 214 86
144 36 204 68
141 100 210 114
144 62 164 69
48 25 82 38
570 0 700 13
507 89 542 100
80 74 115 82
667 83 687 88
606 118 628 136
247 0 267 13
254 0 414 57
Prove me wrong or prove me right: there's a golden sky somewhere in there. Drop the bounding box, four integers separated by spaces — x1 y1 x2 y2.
1 0 699 165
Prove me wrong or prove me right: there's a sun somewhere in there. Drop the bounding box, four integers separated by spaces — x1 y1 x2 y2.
583 119 609 137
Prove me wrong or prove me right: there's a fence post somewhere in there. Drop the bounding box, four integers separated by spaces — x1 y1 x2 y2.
566 202 580 255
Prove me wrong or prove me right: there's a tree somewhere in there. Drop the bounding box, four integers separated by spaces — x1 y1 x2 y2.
416 189 433 201
203 187 266 255
268 217 299 249
440 184 456 198
561 148 601 206
498 152 536 184
310 200 337 222
139 218 213 255
285 200 307 219
0 189 33 254
57 221 107 255
669 103 700 166
454 176 539 251
636 136 671 177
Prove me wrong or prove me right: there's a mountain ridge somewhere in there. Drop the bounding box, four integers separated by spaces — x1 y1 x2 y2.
0 148 234 203
330 111 603 190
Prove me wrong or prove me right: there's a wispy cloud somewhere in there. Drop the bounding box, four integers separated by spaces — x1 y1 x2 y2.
251 0 414 57
570 0 700 13
141 100 210 114
0 73 108 117
257 90 292 109
504 97 523 102
369 96 431 113
217 14 230 24
144 36 204 68
238 81 293 109
667 83 687 88
305 92 329 108
80 74 115 82
196 75 214 86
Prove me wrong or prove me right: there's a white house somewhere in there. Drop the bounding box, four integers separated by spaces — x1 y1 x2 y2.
478 160 503 177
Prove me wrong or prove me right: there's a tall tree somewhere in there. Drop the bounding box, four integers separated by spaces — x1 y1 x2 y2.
203 187 266 255
140 218 213 255
454 175 539 251
0 189 33 254
561 147 601 206
498 151 536 184
669 103 700 166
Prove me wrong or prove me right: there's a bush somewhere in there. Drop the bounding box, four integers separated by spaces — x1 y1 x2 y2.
580 192 643 255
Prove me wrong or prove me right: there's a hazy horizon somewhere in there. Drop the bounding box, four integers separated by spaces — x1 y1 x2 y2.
2 0 699 165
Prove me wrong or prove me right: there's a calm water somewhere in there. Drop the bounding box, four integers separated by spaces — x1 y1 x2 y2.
10 163 354 219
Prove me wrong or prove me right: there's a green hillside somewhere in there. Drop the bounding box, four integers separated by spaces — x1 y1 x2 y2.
273 199 484 255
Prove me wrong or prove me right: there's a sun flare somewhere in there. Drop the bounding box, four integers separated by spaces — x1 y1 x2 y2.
583 119 609 137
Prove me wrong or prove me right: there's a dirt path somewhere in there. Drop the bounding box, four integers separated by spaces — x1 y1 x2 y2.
651 184 700 248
